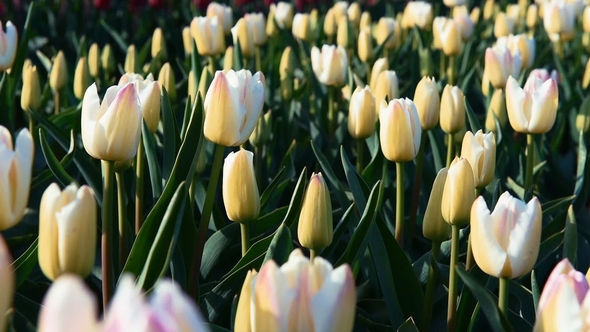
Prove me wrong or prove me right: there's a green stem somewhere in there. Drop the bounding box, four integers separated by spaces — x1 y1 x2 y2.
422 241 441 332
255 46 261 73
365 61 371 85
395 162 405 248
356 139 364 173
447 224 460 332
240 223 250 257
189 143 225 299
409 131 427 241
447 55 456 86
208 56 216 75
446 134 454 167
524 134 535 201
255 145 262 190
116 172 127 274
440 53 446 81
310 249 317 261
54 90 60 114
27 110 34 140
101 160 116 310
328 86 336 136
499 277 510 316
135 135 145 234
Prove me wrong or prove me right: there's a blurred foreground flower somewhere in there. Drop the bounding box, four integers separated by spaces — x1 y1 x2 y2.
0 127 33 231
81 83 142 161
235 249 356 332
505 74 558 134
204 70 265 147
311 45 348 87
0 235 13 332
0 21 17 71
207 2 233 34
271 2 294 29
38 274 210 332
38 183 97 281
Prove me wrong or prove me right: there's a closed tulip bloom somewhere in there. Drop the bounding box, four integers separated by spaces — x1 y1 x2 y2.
526 4 539 29
223 149 260 223
471 193 541 279
376 17 400 50
471 7 481 24
373 71 399 114
348 86 376 139
273 2 294 29
496 34 535 70
298 172 333 251
324 8 337 37
337 17 352 49
266 5 279 37
423 168 451 243
348 2 361 27
207 2 233 34
151 27 167 59
158 62 176 101
249 111 272 147
403 1 433 30
232 18 255 58
204 70 265 146
73 57 91 100
311 45 348 87
292 13 312 42
0 235 12 332
443 0 467 7
543 1 575 37
238 249 355 331
21 64 41 111
360 11 371 32
246 13 267 46
38 183 97 281
191 16 226 56
455 14 474 41
441 157 475 226
440 85 466 134
533 259 590 332
494 12 515 38
81 83 142 161
182 27 192 56
88 43 100 77
50 51 68 92
460 130 496 188
379 98 422 162
484 44 522 89
584 6 590 33
124 44 138 74
368 58 388 90
223 46 234 72
485 88 507 132
439 19 463 56
0 127 33 231
358 28 373 62
0 21 17 71
280 47 295 100
505 75 558 134
119 73 161 133
101 44 115 75
414 76 440 130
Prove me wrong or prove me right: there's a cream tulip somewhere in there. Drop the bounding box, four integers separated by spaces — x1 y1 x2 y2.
471 193 542 279
460 130 496 189
413 76 440 130
292 13 312 42
21 64 41 111
88 43 100 78
375 17 400 50
494 12 515 38
50 51 68 93
348 86 376 140
118 73 161 134
74 57 91 100
272 2 294 30
232 18 255 59
206 2 233 34
81 83 142 161
368 58 388 90
441 157 475 226
298 173 333 251
484 44 522 89
310 45 348 87
0 21 17 71
191 16 226 56
496 34 535 70
379 98 422 162
204 70 265 147
505 75 558 134
38 183 97 281
101 44 116 75
543 1 575 39
0 235 13 332
124 44 138 74
373 70 399 110
158 62 176 101
222 149 260 223
423 168 451 243
440 85 466 134
246 13 267 47
357 28 373 63
151 27 167 59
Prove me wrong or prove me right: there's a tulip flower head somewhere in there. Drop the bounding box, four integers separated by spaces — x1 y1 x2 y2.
440 85 466 134
204 69 265 147
235 249 356 332
0 127 33 231
379 98 422 162
402 1 433 30
74 57 91 100
441 157 475 226
496 34 535 70
119 73 161 134
471 193 541 279
423 168 451 243
21 63 41 111
435 18 463 56
298 172 333 251
191 16 226 56
543 0 575 42
50 51 68 93
81 83 142 161
272 2 294 29
414 76 440 130
88 43 100 77
0 21 17 71
505 74 558 134
460 130 496 189
373 70 399 114
348 86 377 140
222 149 260 223
292 13 312 42
0 235 13 332
484 44 522 89
494 12 516 38
310 44 348 87
207 2 233 35
376 17 400 50
245 13 267 47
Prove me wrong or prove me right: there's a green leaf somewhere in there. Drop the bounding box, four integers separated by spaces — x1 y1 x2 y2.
10 238 38 288
464 96 483 133
161 87 181 183
38 128 75 187
142 124 163 199
398 317 420 332
531 270 540 313
259 166 286 209
262 223 292 265
311 140 350 208
286 168 308 231
562 205 577 264
574 132 587 205
99 19 128 52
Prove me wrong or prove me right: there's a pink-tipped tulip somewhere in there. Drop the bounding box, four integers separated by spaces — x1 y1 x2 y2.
0 21 17 71
119 73 161 134
460 130 496 189
484 45 522 89
505 75 558 134
311 44 348 87
0 235 13 332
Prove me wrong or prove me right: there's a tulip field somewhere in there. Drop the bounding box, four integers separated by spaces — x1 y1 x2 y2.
1 0 589 330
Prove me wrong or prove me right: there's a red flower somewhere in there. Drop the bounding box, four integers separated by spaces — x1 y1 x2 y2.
148 0 165 9
94 0 110 10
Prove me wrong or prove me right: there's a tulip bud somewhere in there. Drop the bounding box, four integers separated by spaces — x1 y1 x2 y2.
485 88 507 132
460 130 496 188
292 13 312 42
50 51 68 92
347 2 361 27
222 149 260 223
484 44 522 89
373 71 399 113
207 2 233 35
414 76 440 130
101 44 116 76
204 70 265 147
348 86 376 140
74 57 91 100
0 127 34 230
81 83 142 161
88 43 100 78
471 7 481 24
441 157 475 226
224 46 234 72
247 13 267 47
379 98 422 162
151 27 167 59
337 17 352 49
298 173 333 251
584 58 590 90
191 16 226 57
543 1 575 38
360 12 371 32
404 1 433 30
455 14 474 41
505 75 558 134
309 9 319 38
494 12 515 38
182 27 192 56
232 18 255 59
158 62 176 101
124 44 138 74
21 64 41 111
310 45 348 87
369 57 388 90
440 85 466 134
358 28 373 63
440 19 463 56
471 193 541 278
483 0 495 21
266 5 279 37
0 235 13 332
576 97 590 134
249 111 272 147
38 183 97 281
280 46 295 100
423 168 451 243
376 17 400 50
526 4 538 29
235 269 258 332
272 2 294 30
119 73 161 134
0 21 17 72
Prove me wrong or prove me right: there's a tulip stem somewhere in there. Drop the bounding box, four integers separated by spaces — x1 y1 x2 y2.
447 224 460 332
447 55 456 86
255 47 261 73
208 56 216 75
27 111 35 140
116 171 127 273
409 131 427 242
365 62 371 86
310 249 317 261
498 277 510 316
356 139 364 173
135 136 145 234
395 162 405 248
189 143 225 299
101 160 116 310
446 134 454 167
53 91 60 115
524 134 535 201
240 223 250 257
328 86 336 137
422 241 441 332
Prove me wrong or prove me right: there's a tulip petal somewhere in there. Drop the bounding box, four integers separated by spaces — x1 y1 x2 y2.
528 78 558 134
310 265 356 332
150 280 210 332
535 274 585 332
470 196 507 278
38 183 62 280
506 197 542 278
0 236 12 332
12 129 33 223
204 70 243 146
237 71 265 145
81 84 102 158
505 76 529 133
310 47 322 80
251 260 294 331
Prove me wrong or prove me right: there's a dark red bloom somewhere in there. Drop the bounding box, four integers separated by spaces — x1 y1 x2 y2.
193 0 211 11
148 0 165 10
94 0 110 10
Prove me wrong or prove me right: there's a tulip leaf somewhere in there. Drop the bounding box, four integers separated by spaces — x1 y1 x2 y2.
204 324 231 332
259 166 286 209
323 203 357 259
286 167 308 232
10 238 38 288
137 181 187 291
142 124 163 199
464 96 483 133
456 266 515 332
428 130 444 172
311 140 350 208
531 270 540 313
574 132 587 205
31 131 75 192
263 223 292 265
456 265 488 332
161 86 181 183
99 19 128 52
38 128 75 187
397 317 420 332
562 205 577 265
341 146 368 214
